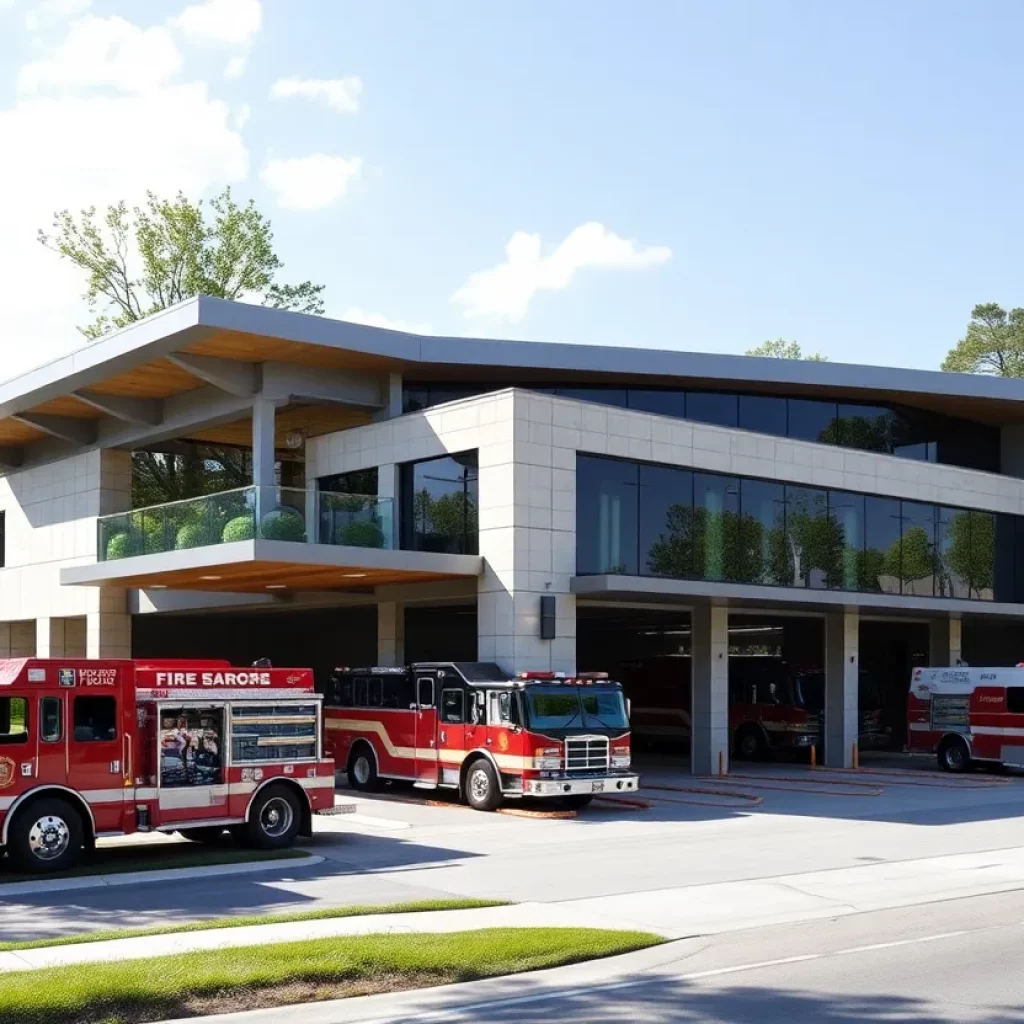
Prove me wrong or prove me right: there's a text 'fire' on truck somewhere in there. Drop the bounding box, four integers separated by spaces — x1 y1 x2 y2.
908 665 1024 772
0 658 350 873
322 662 640 811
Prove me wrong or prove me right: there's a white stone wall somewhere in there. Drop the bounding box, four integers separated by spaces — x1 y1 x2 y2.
0 449 132 655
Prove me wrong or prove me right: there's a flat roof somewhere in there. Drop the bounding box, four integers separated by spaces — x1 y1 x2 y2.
2 296 1023 464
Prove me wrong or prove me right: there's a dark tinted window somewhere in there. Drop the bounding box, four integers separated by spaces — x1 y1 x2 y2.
368 677 383 707
738 396 787 437
784 487 829 589
417 676 435 707
40 697 62 743
354 676 368 707
836 405 891 452
863 497 902 594
0 697 27 745
899 502 936 597
381 674 413 708
686 391 738 428
556 387 628 407
73 696 116 742
693 473 741 582
441 689 464 724
639 464 693 578
576 456 639 575
628 390 686 417
401 451 478 555
318 468 378 495
739 479 786 585
338 677 354 706
1007 688 1024 714
828 491 865 590
788 400 839 444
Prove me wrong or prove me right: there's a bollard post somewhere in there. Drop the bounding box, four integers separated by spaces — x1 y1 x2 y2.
810 744 817 769
852 741 859 770
718 750 725 777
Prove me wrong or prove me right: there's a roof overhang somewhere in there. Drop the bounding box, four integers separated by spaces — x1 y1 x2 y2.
59 540 482 594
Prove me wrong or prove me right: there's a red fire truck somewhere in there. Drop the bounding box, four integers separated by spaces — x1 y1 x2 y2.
0 658 343 873
322 662 639 811
908 666 1024 772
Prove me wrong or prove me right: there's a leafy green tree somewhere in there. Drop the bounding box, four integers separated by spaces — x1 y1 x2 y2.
746 338 828 361
942 303 1024 376
131 447 251 508
39 187 326 341
944 510 995 598
883 526 934 589
411 489 478 553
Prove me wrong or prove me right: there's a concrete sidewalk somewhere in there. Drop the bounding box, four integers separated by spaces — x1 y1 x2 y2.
7 843 1024 973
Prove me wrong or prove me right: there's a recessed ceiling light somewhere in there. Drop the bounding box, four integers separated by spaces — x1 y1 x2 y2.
199 575 222 581
149 584 167 589
343 573 367 578
266 584 287 590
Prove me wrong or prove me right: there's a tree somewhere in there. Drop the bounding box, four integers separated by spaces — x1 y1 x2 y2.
39 187 325 341
941 303 1024 376
131 447 251 508
746 338 828 361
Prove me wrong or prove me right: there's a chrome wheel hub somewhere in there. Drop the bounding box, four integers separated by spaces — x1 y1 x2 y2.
260 797 293 838
470 768 490 802
28 815 70 861
353 755 371 785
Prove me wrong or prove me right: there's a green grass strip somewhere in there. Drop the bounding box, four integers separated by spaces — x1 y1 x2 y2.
0 898 509 952
0 928 661 1024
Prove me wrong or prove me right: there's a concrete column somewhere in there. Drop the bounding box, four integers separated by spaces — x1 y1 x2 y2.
0 624 11 658
87 592 131 659
691 604 729 776
252 398 277 529
825 610 859 768
36 617 66 658
376 463 401 549
10 621 35 658
377 602 405 666
929 615 962 666
373 372 403 421
64 617 87 658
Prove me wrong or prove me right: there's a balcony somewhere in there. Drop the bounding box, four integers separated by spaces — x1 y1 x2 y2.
97 487 395 561
61 487 481 594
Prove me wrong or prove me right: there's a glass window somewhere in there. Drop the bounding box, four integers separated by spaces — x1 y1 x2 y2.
891 409 938 463
0 697 28 745
899 502 937 597
338 677 354 706
231 704 317 763
862 497 902 593
441 689 464 724
417 676 435 708
1007 688 1024 714
739 479 787 585
788 400 839 445
40 697 62 743
628 390 686 417
693 473 741 582
73 696 116 742
686 392 738 428
639 464 693 578
354 676 368 707
368 677 383 708
960 510 995 601
318 468 378 495
936 507 971 600
828 491 865 590
381 674 413 709
783 487 830 588
401 451 478 555
576 456 638 575
738 396 787 437
836 405 891 453
556 387 628 408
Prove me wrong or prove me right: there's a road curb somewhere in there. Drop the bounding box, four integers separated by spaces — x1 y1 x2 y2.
0 854 324 897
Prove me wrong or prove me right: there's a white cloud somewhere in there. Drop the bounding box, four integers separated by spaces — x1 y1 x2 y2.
260 154 362 211
340 308 431 334
451 222 671 322
270 76 362 114
0 12 249 378
171 0 261 46
224 54 246 79
18 15 182 94
24 0 90 31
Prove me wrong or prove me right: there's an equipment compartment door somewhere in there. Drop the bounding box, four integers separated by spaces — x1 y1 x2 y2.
157 706 228 822
414 675 439 785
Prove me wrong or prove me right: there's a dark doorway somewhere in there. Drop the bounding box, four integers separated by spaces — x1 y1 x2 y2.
404 605 477 663
858 620 928 751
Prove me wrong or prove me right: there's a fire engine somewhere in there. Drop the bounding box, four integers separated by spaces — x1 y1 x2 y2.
908 665 1024 772
0 658 344 873
322 662 639 811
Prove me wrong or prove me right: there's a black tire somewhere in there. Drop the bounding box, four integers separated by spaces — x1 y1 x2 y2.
734 726 766 762
7 797 84 874
938 736 971 774
464 758 502 812
177 826 231 844
562 794 594 811
244 784 303 849
347 743 379 792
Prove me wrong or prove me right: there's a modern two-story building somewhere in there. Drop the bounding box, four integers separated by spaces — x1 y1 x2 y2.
2 296 1023 772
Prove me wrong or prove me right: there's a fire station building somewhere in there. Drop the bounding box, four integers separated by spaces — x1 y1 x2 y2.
2 296 1023 772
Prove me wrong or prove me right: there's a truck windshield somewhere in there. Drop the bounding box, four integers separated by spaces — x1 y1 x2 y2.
524 686 629 730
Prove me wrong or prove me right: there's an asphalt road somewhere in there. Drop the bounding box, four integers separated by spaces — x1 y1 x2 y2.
253 888 1024 1023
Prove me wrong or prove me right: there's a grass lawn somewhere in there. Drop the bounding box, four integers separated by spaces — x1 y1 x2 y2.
0 844 309 886
0 928 662 1024
0 898 509 952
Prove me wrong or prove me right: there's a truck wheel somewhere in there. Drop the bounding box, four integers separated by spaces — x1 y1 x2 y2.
735 726 766 761
465 758 502 811
938 736 971 774
8 797 84 874
563 794 593 811
178 826 230 844
347 744 379 792
245 785 303 849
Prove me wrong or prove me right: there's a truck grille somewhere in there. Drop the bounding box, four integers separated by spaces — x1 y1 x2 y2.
565 736 610 772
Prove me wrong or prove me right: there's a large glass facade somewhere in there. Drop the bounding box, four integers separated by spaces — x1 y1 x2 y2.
399 451 479 554
405 383 1000 473
577 454 1014 603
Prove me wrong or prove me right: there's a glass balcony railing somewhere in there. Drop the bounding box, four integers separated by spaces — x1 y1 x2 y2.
97 487 394 562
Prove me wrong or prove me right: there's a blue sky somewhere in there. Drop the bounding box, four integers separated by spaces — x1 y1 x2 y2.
0 0 1021 375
